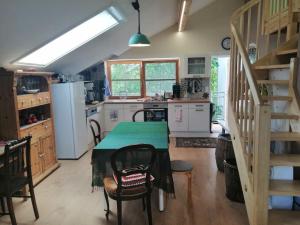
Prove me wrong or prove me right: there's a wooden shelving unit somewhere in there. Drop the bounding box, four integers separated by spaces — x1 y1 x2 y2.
0 69 59 185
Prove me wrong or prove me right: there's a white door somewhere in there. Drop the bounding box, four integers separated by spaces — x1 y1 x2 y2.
168 104 188 132
188 103 210 132
70 82 88 158
123 104 144 122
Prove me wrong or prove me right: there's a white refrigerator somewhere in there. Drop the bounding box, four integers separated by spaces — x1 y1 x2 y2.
51 82 88 159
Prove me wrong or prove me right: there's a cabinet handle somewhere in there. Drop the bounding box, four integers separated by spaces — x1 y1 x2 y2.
39 153 45 158
195 105 204 107
174 105 182 107
44 125 48 129
195 109 204 112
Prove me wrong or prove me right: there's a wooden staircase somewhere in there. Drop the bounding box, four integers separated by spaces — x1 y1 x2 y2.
229 0 300 225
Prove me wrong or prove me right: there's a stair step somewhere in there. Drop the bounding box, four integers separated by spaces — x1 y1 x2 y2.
269 180 300 196
257 80 289 85
262 96 293 102
269 210 300 225
270 154 300 167
271 113 299 120
239 113 299 120
276 48 298 56
271 132 300 141
255 64 290 70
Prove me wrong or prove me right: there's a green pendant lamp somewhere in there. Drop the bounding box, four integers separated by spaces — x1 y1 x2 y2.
128 0 150 47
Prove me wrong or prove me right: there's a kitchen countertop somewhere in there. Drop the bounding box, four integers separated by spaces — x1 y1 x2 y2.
103 98 210 104
168 98 210 103
85 101 104 110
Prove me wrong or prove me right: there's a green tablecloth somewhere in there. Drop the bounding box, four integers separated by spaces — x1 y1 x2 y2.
91 122 174 193
94 122 169 151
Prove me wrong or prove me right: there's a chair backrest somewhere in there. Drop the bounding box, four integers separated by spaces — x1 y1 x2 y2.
132 109 156 122
111 144 156 194
1 136 32 179
89 119 101 145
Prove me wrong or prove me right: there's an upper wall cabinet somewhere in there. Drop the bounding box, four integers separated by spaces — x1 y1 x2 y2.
183 56 211 78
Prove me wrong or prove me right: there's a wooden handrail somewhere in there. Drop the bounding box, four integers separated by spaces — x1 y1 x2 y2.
230 24 262 105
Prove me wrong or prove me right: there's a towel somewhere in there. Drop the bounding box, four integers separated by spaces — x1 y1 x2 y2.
175 109 183 122
104 75 111 97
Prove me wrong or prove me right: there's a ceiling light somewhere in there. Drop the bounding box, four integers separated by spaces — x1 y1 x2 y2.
128 0 150 47
178 0 187 32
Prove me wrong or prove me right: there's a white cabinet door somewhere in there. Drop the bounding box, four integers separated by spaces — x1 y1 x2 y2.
104 104 124 131
168 104 188 132
188 103 210 132
123 104 144 122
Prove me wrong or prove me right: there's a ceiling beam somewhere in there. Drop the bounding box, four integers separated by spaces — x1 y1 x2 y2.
178 0 192 32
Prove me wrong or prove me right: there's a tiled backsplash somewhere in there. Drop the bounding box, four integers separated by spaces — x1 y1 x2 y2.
180 78 210 98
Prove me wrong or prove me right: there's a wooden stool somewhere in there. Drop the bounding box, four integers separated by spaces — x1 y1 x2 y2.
171 160 193 202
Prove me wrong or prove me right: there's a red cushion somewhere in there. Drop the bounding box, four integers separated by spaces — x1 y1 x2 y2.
113 172 154 188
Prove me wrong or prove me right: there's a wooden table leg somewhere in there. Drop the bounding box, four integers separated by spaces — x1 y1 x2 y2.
158 188 164 212
186 172 192 203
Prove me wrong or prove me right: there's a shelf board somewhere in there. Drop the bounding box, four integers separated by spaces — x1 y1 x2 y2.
20 118 51 130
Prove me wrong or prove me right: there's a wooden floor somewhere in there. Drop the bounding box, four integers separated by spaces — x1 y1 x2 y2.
0 138 249 225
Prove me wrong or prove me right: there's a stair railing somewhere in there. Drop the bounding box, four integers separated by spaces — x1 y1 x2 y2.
229 1 272 225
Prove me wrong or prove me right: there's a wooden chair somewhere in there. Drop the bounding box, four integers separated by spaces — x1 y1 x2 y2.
89 119 102 145
103 144 156 225
0 136 39 225
132 109 155 122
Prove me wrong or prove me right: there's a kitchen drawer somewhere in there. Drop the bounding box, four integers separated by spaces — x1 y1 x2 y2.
188 103 209 109
17 92 51 110
20 119 53 142
123 104 143 110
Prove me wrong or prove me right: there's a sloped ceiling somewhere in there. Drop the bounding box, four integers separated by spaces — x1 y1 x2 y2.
0 0 215 74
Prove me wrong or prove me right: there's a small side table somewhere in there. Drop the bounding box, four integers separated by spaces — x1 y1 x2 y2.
171 160 193 202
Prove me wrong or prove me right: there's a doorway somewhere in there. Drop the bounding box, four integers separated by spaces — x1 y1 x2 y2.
210 56 230 132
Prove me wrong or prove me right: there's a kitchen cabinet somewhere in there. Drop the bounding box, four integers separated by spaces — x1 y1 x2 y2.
168 102 210 134
104 103 144 133
123 104 144 121
184 56 211 78
188 103 210 132
104 104 124 132
168 103 189 132
0 71 59 185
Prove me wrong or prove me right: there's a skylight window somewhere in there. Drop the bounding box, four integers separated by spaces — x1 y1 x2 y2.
14 10 119 67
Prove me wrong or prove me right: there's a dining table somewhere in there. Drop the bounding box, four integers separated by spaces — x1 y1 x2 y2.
91 121 175 212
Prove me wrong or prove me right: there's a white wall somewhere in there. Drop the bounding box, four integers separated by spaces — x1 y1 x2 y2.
119 0 244 78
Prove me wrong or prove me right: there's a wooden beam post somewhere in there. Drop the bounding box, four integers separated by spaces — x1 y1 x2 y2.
252 104 271 225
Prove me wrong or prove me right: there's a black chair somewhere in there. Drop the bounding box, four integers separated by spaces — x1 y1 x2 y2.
103 144 156 225
132 109 156 122
89 119 102 145
0 136 39 225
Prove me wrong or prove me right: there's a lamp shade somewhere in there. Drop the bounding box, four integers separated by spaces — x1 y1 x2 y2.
128 33 150 47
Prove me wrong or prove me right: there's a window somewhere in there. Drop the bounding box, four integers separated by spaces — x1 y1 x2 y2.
109 61 142 97
144 61 177 96
14 8 120 67
107 59 179 98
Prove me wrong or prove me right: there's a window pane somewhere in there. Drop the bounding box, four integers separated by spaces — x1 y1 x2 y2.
146 80 175 96
111 80 141 96
15 10 119 67
145 62 176 80
111 63 140 80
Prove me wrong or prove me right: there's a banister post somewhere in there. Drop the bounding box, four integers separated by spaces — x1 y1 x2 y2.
251 104 271 225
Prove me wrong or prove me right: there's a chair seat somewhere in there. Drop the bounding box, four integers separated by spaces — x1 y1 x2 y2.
0 175 28 196
103 177 149 197
171 160 193 172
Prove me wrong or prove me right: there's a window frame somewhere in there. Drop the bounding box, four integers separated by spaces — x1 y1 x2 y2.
106 59 179 99
142 59 179 97
106 60 143 99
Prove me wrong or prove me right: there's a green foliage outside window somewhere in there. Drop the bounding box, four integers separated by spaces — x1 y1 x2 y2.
109 61 177 97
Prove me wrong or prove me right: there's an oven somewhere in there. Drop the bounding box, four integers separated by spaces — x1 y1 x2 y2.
143 102 168 122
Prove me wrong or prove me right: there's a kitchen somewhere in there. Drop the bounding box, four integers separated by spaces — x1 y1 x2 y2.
0 1 253 225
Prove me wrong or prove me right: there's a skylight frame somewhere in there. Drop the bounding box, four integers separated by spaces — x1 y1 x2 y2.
13 8 121 68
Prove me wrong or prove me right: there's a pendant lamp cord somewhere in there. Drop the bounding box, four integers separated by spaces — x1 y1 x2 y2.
132 0 141 34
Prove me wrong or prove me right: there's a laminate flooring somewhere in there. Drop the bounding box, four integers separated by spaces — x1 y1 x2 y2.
0 138 249 225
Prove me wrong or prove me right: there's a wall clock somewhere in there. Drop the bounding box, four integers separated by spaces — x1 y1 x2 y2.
221 37 231 50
